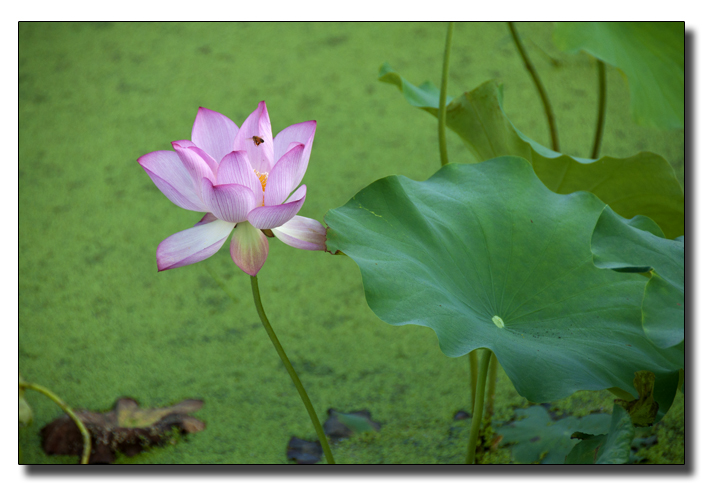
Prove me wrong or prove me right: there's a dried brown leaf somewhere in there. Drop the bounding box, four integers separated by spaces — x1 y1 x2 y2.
41 397 205 463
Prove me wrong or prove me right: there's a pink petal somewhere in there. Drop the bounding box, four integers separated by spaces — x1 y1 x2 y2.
229 221 269 276
273 120 316 162
272 120 316 187
264 143 305 206
138 150 207 212
201 178 256 223
271 216 327 251
191 107 239 164
217 151 264 206
232 101 274 173
195 212 218 226
248 185 306 230
286 184 307 202
172 142 216 197
156 218 235 271
173 140 219 174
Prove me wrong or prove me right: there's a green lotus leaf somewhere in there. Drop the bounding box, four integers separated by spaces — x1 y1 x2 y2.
325 157 682 409
378 65 684 239
565 404 635 464
592 206 684 349
553 22 684 130
564 434 606 464
498 405 611 464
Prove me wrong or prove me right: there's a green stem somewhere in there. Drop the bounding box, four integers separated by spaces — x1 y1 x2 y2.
469 350 478 408
485 353 498 419
19 382 91 464
250 275 335 464
466 349 492 464
507 22 560 152
591 59 607 159
438 21 455 167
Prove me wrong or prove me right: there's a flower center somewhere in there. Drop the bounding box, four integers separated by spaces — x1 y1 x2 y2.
253 169 268 191
253 169 269 205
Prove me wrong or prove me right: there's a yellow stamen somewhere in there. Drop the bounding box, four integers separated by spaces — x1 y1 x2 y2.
253 169 269 205
253 169 268 191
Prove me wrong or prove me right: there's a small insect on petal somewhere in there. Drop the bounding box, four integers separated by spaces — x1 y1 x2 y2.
492 315 505 329
251 136 264 146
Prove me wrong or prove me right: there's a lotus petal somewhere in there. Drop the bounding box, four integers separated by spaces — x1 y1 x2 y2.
138 150 207 212
271 216 327 251
217 151 264 206
201 179 256 223
157 218 235 271
248 185 306 230
230 221 269 276
264 143 305 206
233 101 274 173
191 107 239 163
273 120 316 187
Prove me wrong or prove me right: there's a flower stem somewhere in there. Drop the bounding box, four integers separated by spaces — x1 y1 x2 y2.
591 59 607 159
250 275 335 464
466 349 492 464
438 21 455 167
19 382 91 464
507 22 560 152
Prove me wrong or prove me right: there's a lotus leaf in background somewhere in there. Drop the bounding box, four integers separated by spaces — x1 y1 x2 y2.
323 409 381 441
378 65 684 239
553 22 684 130
565 404 635 464
325 157 682 413
286 437 323 464
591 206 684 351
497 405 610 464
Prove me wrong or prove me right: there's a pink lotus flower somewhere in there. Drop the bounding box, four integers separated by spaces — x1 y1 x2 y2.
138 102 327 275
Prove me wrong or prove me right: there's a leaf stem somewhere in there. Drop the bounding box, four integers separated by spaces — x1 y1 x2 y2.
469 350 478 408
250 275 335 464
438 21 455 167
485 353 498 419
507 22 560 152
466 349 492 464
591 59 607 159
19 382 91 464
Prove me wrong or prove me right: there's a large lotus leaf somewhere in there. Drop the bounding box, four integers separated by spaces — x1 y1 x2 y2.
592 206 684 350
553 22 684 130
378 65 684 239
325 157 682 409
